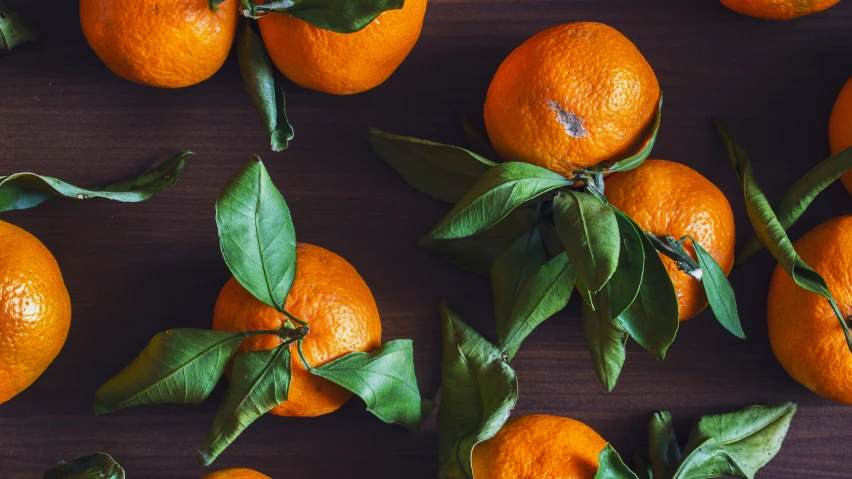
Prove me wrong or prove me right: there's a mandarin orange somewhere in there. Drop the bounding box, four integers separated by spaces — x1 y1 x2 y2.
201 468 271 479
721 0 840 19
829 77 852 194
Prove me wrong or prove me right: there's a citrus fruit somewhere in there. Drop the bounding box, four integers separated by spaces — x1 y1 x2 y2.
472 414 607 479
483 22 660 179
213 243 382 417
605 160 736 321
80 0 239 88
257 0 428 95
829 77 852 194
767 215 852 403
720 0 840 19
201 469 271 479
0 220 72 404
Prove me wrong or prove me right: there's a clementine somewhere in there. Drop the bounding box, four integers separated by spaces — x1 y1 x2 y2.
213 243 382 417
829 77 852 194
0 220 72 404
201 469 271 479
605 160 736 321
720 0 840 19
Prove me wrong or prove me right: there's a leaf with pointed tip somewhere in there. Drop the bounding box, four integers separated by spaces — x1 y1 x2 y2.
93 329 245 415
595 445 640 479
691 238 744 338
648 411 680 478
199 345 291 466
43 453 125 479
311 340 424 428
216 156 297 311
0 151 191 212
582 289 627 392
0 2 36 50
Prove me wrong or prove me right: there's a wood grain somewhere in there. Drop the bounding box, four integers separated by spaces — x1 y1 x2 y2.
2 1 852 477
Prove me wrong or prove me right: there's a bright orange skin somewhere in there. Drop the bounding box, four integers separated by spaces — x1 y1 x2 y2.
258 0 427 95
201 469 271 479
0 221 71 404
829 77 852 194
768 216 852 403
605 160 736 321
213 243 382 417
720 0 839 19
80 0 239 88
484 22 660 179
472 415 607 479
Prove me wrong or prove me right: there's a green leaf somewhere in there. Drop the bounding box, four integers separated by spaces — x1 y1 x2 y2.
311 339 424 428
595 444 640 479
608 211 645 319
43 453 125 479
0 151 191 212
368 127 496 204
93 329 245 415
268 0 404 34
429 162 571 240
0 2 37 51
691 238 744 338
461 116 499 162
553 190 620 292
616 224 679 360
737 145 852 264
672 402 797 479
216 156 297 311
499 252 575 360
582 290 627 392
715 121 852 352
633 448 654 479
199 345 291 466
419 207 537 275
437 302 518 479
648 411 680 479
238 20 294 152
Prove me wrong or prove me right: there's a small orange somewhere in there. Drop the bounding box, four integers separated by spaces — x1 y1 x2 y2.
201 469 271 479
213 243 382 417
80 0 239 88
257 0 427 95
829 77 852 194
768 216 852 403
605 160 736 321
720 0 840 19
0 220 72 404
484 22 660 179
472 414 607 479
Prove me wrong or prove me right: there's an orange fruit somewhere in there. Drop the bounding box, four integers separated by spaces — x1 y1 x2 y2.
767 216 852 403
472 414 607 479
201 469 271 479
213 243 382 417
720 0 839 19
80 0 239 88
483 22 660 179
257 0 427 95
605 160 736 321
0 221 72 404
829 77 852 194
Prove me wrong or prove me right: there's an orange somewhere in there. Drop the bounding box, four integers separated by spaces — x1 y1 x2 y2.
80 0 239 88
829 77 852 194
483 22 660 179
201 469 271 479
605 160 736 321
0 221 72 404
720 0 839 19
472 414 607 479
767 216 852 403
213 243 382 417
257 0 427 95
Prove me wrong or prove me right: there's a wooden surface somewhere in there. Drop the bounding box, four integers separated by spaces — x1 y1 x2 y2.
2 1 852 477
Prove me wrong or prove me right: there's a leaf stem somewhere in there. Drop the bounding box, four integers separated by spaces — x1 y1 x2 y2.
827 298 852 354
296 340 314 372
645 233 702 281
280 309 308 327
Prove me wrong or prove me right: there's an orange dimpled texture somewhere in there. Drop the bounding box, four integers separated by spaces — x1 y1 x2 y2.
213 243 382 417
472 414 607 479
829 77 852 194
258 0 428 95
720 0 839 19
484 22 660 179
201 469 271 479
768 216 852 403
80 0 239 88
0 221 72 404
605 160 736 321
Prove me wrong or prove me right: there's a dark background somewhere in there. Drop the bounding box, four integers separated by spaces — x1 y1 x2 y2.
2 1 852 477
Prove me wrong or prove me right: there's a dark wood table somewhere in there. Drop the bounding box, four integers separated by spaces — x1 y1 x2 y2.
2 1 852 477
